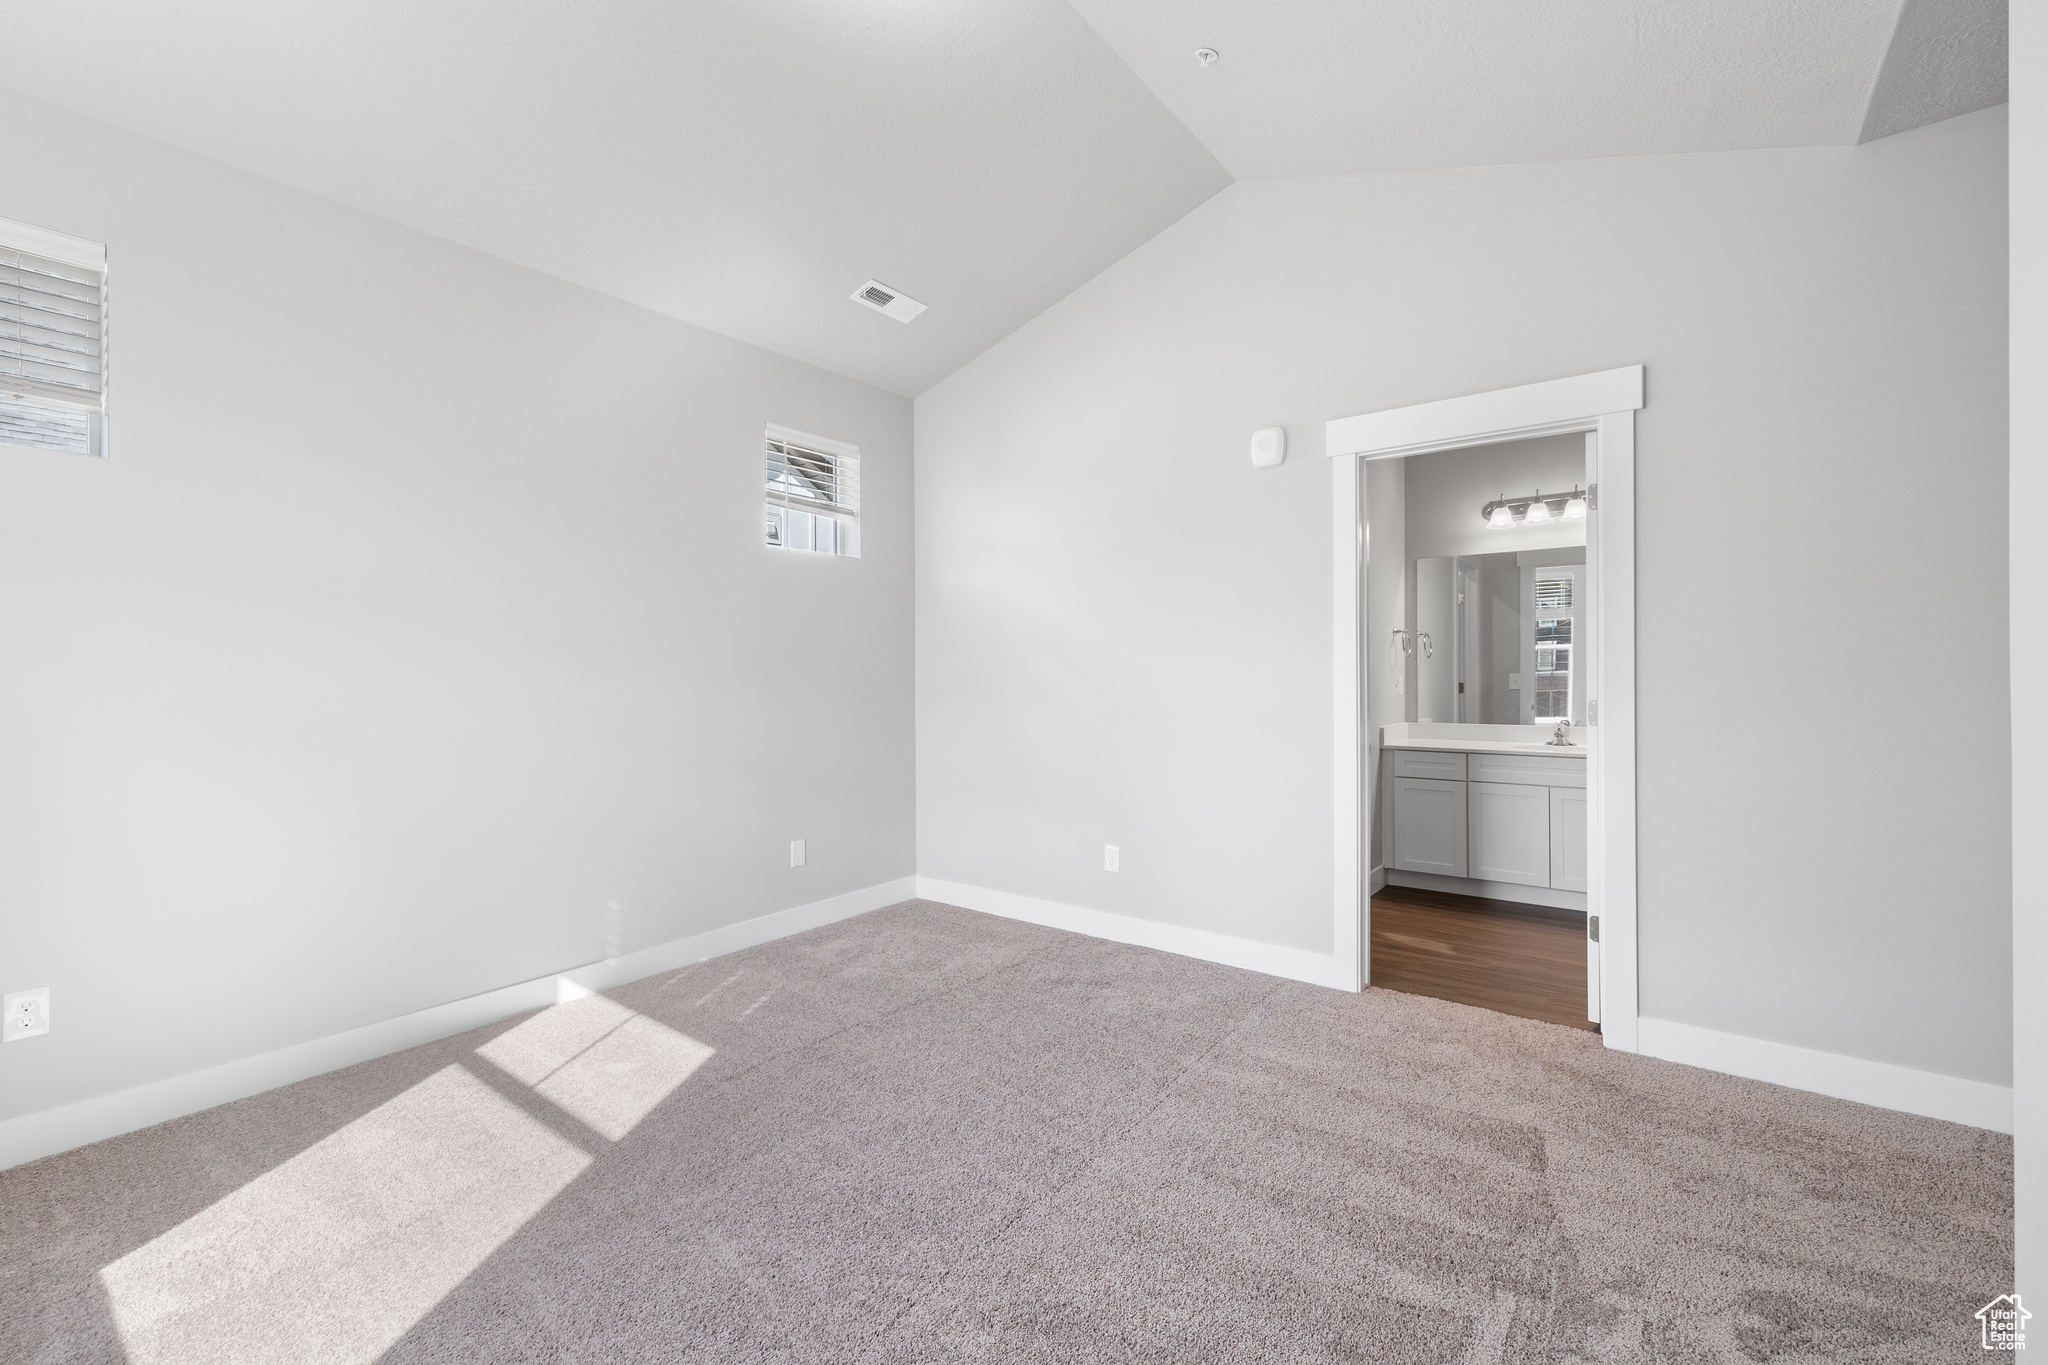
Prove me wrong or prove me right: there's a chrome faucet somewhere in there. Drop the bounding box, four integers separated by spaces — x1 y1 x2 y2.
1546 719 1576 747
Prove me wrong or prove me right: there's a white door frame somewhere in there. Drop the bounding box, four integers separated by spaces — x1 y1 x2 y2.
1325 366 1643 1052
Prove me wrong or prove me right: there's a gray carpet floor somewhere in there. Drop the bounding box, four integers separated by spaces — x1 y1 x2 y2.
1 900 2013 1364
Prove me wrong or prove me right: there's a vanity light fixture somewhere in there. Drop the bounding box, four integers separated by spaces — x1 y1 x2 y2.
1481 485 1588 529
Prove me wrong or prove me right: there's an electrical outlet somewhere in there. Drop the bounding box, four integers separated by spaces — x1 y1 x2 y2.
1104 844 1120 873
3 987 50 1042
790 839 806 868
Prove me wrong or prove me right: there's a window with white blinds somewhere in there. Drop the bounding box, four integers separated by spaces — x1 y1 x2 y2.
1533 569 1574 611
0 218 109 458
1530 568 1576 722
764 425 859 557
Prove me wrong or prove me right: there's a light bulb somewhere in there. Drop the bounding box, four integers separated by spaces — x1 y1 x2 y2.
1524 498 1551 524
1563 494 1587 521
1486 504 1514 529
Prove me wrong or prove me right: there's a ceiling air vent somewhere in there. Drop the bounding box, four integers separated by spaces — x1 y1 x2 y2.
851 279 927 323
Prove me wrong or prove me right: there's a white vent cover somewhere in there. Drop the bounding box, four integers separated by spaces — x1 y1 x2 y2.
850 280 927 323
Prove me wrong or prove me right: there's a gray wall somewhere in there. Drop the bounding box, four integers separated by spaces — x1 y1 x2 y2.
0 92 915 1125
915 106 2010 1084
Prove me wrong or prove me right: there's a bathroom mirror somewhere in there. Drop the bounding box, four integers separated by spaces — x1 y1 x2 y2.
1411 549 1589 725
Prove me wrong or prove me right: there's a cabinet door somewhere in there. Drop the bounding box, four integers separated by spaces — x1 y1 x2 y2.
1468 781 1549 887
1550 785 1589 892
1392 777 1467 877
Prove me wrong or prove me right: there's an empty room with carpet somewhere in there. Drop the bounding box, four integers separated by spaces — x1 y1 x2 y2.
0 2 2039 1361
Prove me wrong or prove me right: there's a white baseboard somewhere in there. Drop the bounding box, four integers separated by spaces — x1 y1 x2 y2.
1636 1016 2014 1134
915 876 1354 992
10 876 2005 1170
1384 869 1586 912
920 878 2012 1133
560 875 919 995
0 876 918 1172
1369 863 1388 893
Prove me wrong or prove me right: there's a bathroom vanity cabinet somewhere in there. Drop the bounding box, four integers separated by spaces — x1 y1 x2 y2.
1386 748 1586 894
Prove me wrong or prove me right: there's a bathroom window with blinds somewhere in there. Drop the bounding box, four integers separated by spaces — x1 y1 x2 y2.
1533 570 1574 613
764 425 860 557
1530 568 1576 723
0 218 109 458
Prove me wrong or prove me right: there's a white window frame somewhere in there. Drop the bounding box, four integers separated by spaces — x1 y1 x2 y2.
763 423 860 559
0 215 110 459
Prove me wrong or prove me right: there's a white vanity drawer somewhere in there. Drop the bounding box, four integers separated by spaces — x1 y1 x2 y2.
1467 753 1586 788
1390 749 1467 781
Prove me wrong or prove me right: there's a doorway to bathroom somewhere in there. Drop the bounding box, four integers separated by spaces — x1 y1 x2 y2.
1324 367 1641 1051
1373 434 1594 1026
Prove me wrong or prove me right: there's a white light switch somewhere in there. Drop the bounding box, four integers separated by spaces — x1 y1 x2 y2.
789 839 806 868
4 987 50 1042
1104 844 1120 872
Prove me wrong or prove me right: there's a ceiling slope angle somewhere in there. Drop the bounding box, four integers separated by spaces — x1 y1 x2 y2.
1064 0 2009 180
0 0 1229 396
1858 0 2008 142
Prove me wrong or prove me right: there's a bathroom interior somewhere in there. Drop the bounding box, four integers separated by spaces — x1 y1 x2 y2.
1366 433 1595 1029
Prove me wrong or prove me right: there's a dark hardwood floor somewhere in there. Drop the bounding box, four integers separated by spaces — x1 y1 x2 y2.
1370 885 1596 1031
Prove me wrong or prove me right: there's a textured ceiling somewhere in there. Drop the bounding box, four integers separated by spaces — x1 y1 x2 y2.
0 0 2009 395
0 0 1229 396
1859 0 2010 142
1065 0 2007 181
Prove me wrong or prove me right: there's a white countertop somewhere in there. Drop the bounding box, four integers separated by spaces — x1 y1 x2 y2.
1385 738 1588 756
1379 723 1589 757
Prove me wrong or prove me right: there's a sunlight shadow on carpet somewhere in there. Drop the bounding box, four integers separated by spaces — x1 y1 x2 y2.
98 998 715 1365
477 991 715 1140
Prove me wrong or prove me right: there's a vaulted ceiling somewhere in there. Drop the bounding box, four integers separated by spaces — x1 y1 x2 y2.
0 0 2006 396
1068 0 2007 179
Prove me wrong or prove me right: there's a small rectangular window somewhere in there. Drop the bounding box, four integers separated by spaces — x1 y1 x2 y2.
764 424 859 557
0 217 109 458
1533 573 1574 611
1531 568 1576 722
